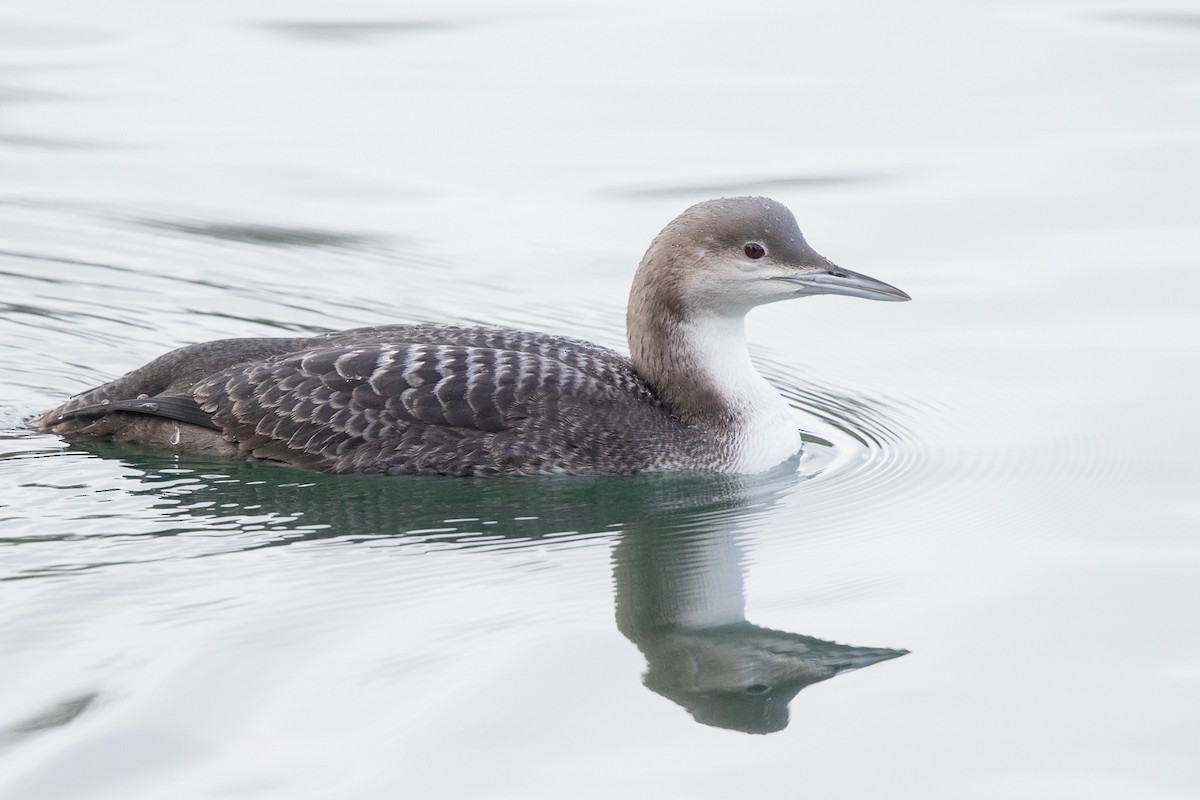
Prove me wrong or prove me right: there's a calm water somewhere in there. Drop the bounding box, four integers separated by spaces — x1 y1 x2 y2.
2 2 1199 797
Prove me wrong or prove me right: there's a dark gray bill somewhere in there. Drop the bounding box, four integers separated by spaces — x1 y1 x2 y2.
778 266 911 302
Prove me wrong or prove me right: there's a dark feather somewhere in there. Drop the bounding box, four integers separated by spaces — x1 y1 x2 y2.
55 396 220 430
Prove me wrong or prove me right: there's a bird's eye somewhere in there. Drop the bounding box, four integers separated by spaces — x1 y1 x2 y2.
743 242 765 259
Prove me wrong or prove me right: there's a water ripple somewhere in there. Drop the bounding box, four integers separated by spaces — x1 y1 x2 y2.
756 351 930 510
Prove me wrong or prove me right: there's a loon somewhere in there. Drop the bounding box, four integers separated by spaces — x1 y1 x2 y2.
32 197 909 476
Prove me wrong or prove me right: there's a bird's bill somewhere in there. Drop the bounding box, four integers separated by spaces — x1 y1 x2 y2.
779 267 911 302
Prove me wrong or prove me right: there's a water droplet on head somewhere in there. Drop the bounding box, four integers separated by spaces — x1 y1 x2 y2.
100 399 110 406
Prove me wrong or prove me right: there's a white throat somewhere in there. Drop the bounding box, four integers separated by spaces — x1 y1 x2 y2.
683 314 803 472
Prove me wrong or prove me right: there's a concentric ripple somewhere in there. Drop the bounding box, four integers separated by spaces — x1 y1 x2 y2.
754 350 932 516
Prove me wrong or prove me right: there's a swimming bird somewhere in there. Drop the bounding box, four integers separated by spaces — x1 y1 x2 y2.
32 197 909 475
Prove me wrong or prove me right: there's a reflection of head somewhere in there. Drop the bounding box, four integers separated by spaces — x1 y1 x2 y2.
611 467 907 734
681 685 799 735
637 623 906 734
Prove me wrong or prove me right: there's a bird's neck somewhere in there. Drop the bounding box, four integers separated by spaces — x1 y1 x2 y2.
628 291 798 452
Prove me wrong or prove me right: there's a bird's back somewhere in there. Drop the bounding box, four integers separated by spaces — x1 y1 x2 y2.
34 324 695 475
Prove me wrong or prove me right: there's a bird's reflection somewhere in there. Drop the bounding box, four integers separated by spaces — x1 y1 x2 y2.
612 471 907 733
37 442 907 734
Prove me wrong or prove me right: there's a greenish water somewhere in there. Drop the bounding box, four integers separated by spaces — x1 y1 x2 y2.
2 2 1199 798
